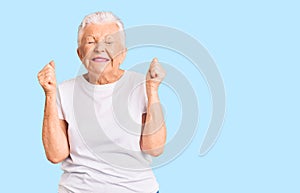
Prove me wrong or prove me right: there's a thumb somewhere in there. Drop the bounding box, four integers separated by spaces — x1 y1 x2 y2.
150 57 158 67
49 60 55 69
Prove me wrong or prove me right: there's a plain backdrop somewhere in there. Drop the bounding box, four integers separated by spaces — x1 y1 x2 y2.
0 0 299 192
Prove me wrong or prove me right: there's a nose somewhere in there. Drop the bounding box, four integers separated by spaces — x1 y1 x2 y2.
94 41 105 53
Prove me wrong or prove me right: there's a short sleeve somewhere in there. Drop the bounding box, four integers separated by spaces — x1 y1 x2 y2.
142 81 148 114
56 88 65 120
127 73 148 119
132 75 148 114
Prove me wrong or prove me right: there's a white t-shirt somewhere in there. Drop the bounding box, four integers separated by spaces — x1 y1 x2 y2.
56 70 159 193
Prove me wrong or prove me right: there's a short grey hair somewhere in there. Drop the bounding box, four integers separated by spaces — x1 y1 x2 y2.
77 11 125 47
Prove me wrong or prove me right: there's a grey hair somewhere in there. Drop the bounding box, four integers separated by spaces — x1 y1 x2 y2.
77 11 125 47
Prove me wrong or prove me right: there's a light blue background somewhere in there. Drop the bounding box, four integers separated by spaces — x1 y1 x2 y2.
1 0 299 192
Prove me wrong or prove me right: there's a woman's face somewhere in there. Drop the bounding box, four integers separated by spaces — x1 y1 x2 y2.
77 23 126 74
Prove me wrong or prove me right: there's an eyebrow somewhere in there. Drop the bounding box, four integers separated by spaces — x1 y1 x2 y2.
105 35 114 40
84 34 115 42
85 35 95 39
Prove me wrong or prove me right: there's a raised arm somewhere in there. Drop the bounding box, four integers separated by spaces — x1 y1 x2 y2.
140 58 167 157
38 61 69 164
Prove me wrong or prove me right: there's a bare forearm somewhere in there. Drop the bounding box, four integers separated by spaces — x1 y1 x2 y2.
141 92 167 156
42 94 69 163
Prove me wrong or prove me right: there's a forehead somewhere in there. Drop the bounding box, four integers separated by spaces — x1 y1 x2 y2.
81 23 120 39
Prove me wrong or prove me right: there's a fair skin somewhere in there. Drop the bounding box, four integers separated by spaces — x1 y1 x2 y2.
37 61 69 164
38 22 166 163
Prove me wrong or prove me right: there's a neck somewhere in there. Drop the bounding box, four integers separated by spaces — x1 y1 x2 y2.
84 69 124 85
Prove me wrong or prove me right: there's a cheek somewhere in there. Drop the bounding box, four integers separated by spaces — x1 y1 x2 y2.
107 44 124 57
105 46 115 57
81 46 94 59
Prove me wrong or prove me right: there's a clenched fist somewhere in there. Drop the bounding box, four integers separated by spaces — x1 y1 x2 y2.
146 58 166 93
38 60 57 95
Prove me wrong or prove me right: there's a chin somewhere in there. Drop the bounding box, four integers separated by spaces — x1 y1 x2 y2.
86 63 108 72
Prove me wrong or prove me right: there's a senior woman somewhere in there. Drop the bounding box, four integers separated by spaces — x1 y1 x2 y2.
37 12 166 193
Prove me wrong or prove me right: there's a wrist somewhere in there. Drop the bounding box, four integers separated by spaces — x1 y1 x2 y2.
147 93 160 104
45 92 56 99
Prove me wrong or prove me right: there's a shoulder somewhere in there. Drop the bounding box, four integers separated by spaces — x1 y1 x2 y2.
125 70 146 84
123 70 147 96
57 76 83 97
58 76 81 89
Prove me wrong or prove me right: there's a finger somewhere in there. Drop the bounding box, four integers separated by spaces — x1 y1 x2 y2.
150 64 161 74
43 71 55 79
150 57 158 67
39 68 55 80
49 60 55 69
44 75 56 84
40 62 54 72
38 68 54 80
152 57 158 64
151 70 163 81
152 65 166 80
150 68 158 78
39 76 51 86
39 75 53 85
148 58 158 77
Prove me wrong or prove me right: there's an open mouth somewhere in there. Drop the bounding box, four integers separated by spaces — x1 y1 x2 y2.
92 57 110 62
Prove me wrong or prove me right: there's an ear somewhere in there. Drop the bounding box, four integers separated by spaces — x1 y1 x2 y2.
77 48 83 61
